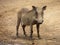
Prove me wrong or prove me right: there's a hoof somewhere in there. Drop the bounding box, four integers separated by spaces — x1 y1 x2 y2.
25 34 27 37
30 35 32 38
38 37 41 39
16 35 19 38
30 35 33 39
38 36 41 39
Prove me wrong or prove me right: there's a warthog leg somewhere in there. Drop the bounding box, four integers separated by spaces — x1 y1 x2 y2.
30 24 33 38
36 24 41 39
22 25 27 37
16 18 21 37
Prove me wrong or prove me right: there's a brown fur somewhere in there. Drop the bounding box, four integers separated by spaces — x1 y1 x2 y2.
16 6 47 39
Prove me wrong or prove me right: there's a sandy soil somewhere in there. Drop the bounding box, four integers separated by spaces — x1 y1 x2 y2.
0 0 60 45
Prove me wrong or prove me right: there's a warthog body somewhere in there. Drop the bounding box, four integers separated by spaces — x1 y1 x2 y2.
16 6 47 39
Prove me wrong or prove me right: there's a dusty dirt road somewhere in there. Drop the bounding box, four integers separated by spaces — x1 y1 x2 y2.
0 0 60 45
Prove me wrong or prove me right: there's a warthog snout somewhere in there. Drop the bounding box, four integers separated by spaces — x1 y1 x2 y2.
37 19 44 24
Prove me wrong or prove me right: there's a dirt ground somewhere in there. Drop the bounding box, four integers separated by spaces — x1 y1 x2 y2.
0 0 60 45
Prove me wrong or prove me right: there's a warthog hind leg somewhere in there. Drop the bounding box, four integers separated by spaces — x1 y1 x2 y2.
22 25 27 37
16 18 21 37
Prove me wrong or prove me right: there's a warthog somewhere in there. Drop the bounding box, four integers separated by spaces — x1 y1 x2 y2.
16 6 47 39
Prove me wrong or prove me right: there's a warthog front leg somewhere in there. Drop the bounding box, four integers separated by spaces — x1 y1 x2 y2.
36 24 41 39
22 25 27 37
30 24 33 38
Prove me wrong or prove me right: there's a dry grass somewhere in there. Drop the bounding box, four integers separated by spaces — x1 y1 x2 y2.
0 0 60 45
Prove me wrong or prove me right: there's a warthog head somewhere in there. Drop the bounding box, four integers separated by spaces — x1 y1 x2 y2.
34 6 47 24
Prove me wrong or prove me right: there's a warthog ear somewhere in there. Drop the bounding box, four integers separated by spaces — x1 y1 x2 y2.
42 5 47 10
32 6 37 10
